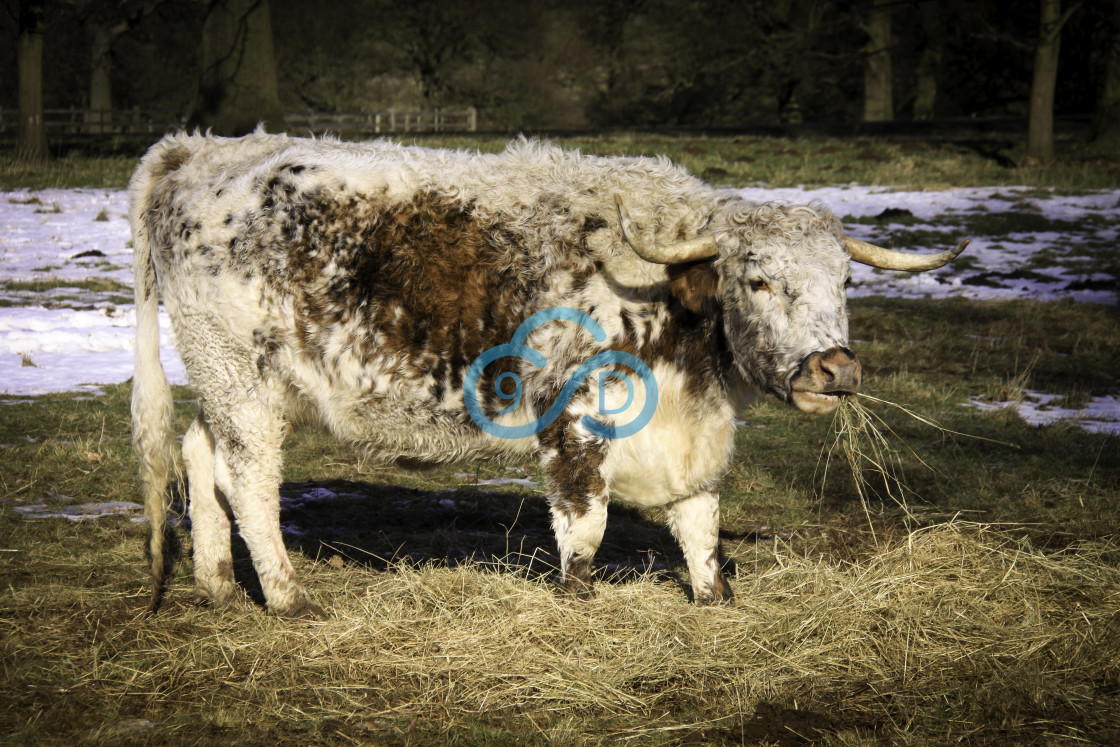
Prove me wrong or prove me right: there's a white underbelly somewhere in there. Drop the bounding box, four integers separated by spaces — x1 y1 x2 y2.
601 368 737 507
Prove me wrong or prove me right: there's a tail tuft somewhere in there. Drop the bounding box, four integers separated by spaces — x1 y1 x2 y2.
129 142 179 612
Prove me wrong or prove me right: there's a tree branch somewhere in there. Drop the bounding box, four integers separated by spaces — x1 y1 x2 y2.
1043 1 1084 42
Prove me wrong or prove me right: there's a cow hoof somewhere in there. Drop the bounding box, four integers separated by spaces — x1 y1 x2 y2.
559 576 595 600
558 556 595 599
193 584 243 609
694 577 735 606
272 598 327 620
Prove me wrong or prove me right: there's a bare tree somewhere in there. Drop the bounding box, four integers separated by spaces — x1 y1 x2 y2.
76 1 164 133
16 0 47 161
577 0 646 125
190 0 284 135
913 0 942 120
1028 0 1080 164
763 0 818 124
862 0 893 122
1093 0 1120 150
376 0 477 106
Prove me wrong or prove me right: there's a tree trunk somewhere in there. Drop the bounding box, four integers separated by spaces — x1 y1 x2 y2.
17 0 48 162
1028 0 1065 164
913 0 942 120
86 22 113 134
81 3 164 135
1092 0 1120 150
862 0 893 122
771 0 806 125
191 0 284 136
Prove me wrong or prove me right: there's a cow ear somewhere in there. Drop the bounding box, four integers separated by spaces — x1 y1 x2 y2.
667 260 719 314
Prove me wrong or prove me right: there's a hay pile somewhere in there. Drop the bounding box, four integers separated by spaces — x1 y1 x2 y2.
9 521 1113 743
3 396 1117 743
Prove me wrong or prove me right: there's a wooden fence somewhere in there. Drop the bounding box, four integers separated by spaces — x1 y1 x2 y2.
0 108 186 135
0 107 477 137
285 107 477 134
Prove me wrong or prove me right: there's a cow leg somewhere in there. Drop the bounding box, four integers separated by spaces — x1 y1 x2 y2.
182 415 239 607
207 407 323 619
548 490 609 598
666 489 734 605
176 316 322 618
541 418 609 598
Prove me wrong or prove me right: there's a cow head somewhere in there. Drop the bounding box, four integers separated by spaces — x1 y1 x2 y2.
616 197 967 415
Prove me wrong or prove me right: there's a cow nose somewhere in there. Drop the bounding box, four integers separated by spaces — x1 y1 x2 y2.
806 347 861 393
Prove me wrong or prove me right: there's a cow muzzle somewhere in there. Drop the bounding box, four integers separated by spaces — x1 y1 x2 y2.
789 347 861 414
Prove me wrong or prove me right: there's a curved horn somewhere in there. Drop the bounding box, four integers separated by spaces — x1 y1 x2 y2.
615 196 719 264
844 236 970 271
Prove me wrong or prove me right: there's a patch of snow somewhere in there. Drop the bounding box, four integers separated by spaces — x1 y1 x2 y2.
1 189 132 281
964 390 1120 435
737 185 1119 305
453 472 542 489
1 185 1118 412
300 487 339 501
476 476 542 489
0 305 187 394
15 500 144 521
1 190 189 394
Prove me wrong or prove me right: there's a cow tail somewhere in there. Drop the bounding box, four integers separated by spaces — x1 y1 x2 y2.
129 158 177 613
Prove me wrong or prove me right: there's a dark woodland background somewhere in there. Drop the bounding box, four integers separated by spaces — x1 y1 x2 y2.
3 0 1119 156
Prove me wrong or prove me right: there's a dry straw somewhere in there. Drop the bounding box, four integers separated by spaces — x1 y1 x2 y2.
817 393 1016 540
8 522 1116 743
4 393 1114 743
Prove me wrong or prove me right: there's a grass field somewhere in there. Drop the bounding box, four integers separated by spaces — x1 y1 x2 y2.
2 130 1119 191
1 134 1119 744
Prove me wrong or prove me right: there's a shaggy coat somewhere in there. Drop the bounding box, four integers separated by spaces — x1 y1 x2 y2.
132 132 859 615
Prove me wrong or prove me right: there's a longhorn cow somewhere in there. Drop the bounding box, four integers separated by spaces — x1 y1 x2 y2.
130 133 965 615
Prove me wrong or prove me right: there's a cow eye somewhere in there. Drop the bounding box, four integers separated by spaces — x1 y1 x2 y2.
749 279 772 294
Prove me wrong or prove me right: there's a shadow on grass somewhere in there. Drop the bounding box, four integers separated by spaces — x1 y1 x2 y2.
212 479 707 606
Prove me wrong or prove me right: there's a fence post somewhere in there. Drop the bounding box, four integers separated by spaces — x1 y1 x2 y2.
85 107 107 135
14 106 477 137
